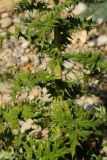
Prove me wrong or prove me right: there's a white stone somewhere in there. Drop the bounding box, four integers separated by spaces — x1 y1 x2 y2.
21 41 30 49
20 56 29 65
87 40 96 47
8 25 15 33
88 28 99 37
72 2 87 15
25 48 31 53
30 55 40 67
66 70 82 80
97 35 107 46
97 17 103 25
13 47 20 53
86 15 94 21
72 30 87 44
19 37 27 44
0 17 12 28
1 12 9 18
63 61 74 69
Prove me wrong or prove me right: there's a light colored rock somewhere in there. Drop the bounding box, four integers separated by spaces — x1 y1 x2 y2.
20 55 29 65
72 2 87 15
97 35 107 46
63 61 74 69
19 37 27 44
21 41 30 49
12 129 19 136
97 17 103 25
88 28 99 37
0 17 12 28
25 48 31 53
29 54 40 67
72 30 87 44
76 95 102 110
0 94 12 106
10 36 17 43
12 56 19 65
1 12 9 18
19 48 25 55
38 59 48 70
0 82 12 94
87 40 96 47
13 18 20 24
66 70 83 80
8 26 15 33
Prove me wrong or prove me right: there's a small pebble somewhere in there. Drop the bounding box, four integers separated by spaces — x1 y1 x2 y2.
21 41 30 49
20 55 29 65
0 17 12 28
72 2 87 15
87 40 96 47
1 12 9 18
97 35 107 46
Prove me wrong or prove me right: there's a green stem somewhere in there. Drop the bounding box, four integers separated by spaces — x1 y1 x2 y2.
54 26 61 55
53 0 62 79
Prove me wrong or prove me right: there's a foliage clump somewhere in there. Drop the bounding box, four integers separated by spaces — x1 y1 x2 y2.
0 0 107 159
